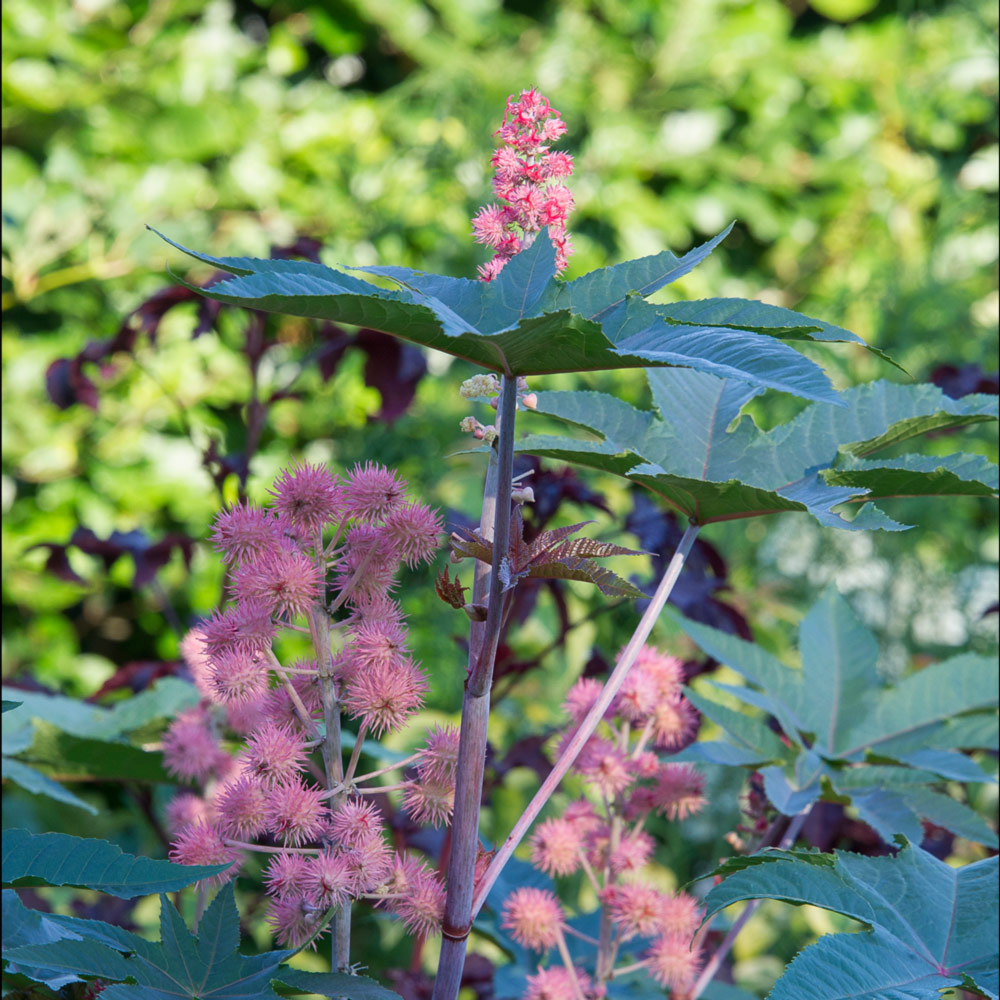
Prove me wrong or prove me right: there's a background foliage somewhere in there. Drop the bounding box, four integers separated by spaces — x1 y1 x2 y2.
2 0 997 995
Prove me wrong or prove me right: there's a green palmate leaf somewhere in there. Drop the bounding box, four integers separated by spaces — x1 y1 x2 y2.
156 227 848 403
1 758 98 815
675 588 999 845
2 889 85 991
2 830 231 897
3 884 398 1000
520 370 998 529
682 686 786 758
701 840 999 1000
2 700 22 713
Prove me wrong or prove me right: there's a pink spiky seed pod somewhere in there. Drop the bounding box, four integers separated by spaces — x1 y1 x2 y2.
162 708 230 783
605 883 670 940
268 461 344 534
401 777 454 828
342 656 428 737
263 851 312 899
264 777 328 847
650 695 700 750
652 763 707 821
530 816 584 877
659 891 703 939
414 724 460 786
304 849 353 909
231 546 323 620
348 618 410 671
265 893 324 949
207 648 270 706
500 887 564 952
214 776 269 840
239 721 309 786
381 500 442 568
380 854 446 938
169 821 241 887
344 835 393 894
646 932 703 992
211 501 282 566
329 797 385 848
524 966 593 1000
164 792 212 835
342 461 408 523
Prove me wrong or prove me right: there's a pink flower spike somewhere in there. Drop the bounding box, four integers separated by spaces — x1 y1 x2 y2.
500 887 563 951
268 462 343 534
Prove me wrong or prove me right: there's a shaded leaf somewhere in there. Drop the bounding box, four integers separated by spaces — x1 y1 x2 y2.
2 830 231 898
1 759 98 815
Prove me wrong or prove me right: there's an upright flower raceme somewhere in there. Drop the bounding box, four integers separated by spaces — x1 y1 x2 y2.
501 644 707 998
473 88 575 281
165 460 452 947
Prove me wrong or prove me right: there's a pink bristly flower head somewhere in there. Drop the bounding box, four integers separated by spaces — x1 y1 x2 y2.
334 524 400 600
474 88 574 281
617 666 660 723
652 763 707 821
342 461 408 523
162 708 230 783
262 668 321 730
634 645 685 699
530 816 584 877
180 626 214 700
574 737 635 799
401 777 454 828
214 776 268 840
343 656 427 737
304 849 353 909
330 797 386 848
169 821 241 887
562 677 612 725
263 851 312 899
224 692 268 735
231 546 323 620
524 966 593 1000
211 501 282 566
239 721 308 786
501 887 564 951
414 724 460 786
264 777 328 846
381 500 442 567
268 462 343 534
646 932 703 993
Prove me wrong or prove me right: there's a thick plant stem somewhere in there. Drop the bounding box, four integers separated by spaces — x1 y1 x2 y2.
689 808 810 1000
470 523 701 920
432 376 517 1000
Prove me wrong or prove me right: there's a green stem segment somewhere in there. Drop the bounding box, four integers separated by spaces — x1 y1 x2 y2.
432 375 518 1000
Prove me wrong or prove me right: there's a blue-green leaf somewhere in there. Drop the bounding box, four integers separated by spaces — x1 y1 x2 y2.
701 840 998 1000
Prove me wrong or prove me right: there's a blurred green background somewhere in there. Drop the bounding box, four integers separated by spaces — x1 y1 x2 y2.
2 0 997 992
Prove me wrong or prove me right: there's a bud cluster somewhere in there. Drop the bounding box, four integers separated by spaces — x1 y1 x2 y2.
500 645 706 997
164 461 454 947
473 88 575 281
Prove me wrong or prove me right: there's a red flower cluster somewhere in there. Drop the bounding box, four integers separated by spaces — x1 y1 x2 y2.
473 88 575 281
